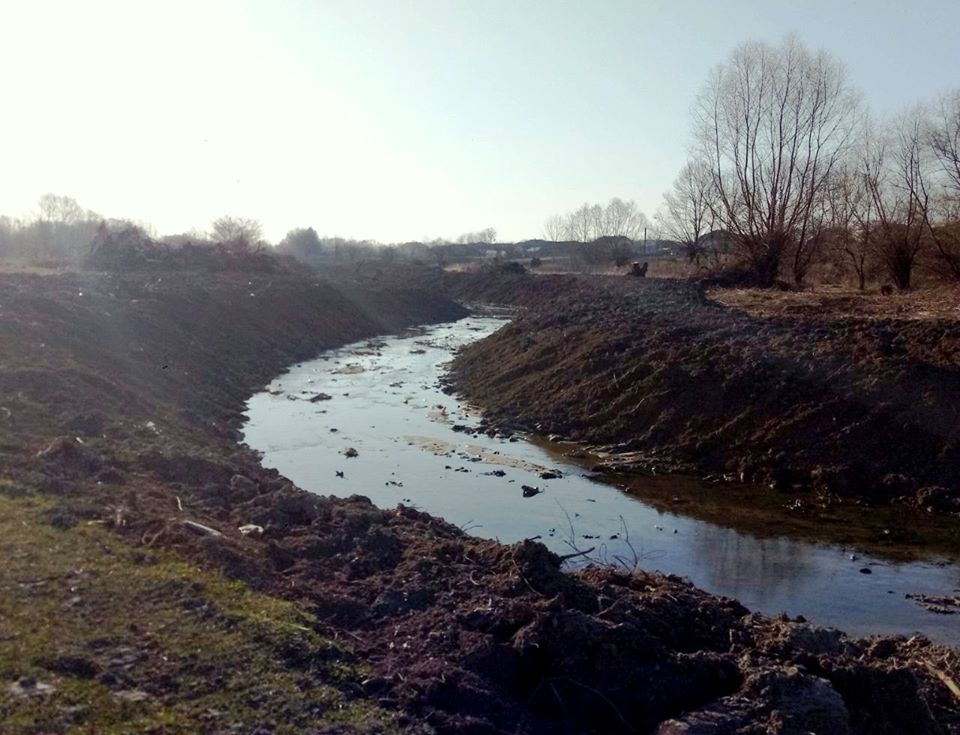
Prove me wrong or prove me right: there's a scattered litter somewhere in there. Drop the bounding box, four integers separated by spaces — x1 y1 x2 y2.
182 520 222 537
8 677 55 698
113 689 150 703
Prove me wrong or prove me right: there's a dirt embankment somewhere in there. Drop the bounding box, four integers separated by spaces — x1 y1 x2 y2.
448 274 960 513
2 267 959 734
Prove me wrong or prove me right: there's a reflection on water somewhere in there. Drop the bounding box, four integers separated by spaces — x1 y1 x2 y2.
243 316 960 646
694 531 818 601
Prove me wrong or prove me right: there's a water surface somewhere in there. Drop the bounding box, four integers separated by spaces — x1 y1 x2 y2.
243 315 960 645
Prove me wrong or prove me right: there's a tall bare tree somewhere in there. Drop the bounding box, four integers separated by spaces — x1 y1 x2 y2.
822 163 875 290
860 113 931 290
210 216 263 247
543 214 567 241
657 160 717 264
567 204 595 243
602 198 648 239
925 90 960 280
694 36 860 286
36 194 85 225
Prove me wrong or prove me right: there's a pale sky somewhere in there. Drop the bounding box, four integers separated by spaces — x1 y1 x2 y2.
1 0 958 243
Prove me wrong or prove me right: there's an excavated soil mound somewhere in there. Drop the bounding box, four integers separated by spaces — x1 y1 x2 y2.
448 275 960 512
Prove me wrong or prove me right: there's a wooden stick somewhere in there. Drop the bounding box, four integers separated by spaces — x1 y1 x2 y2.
559 547 596 562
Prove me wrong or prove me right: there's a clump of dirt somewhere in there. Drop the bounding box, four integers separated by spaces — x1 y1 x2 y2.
447 274 960 514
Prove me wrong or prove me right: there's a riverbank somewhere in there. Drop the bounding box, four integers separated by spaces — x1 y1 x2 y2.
448 273 960 516
2 265 959 734
242 314 960 643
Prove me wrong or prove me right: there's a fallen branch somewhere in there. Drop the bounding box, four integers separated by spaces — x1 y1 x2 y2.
559 547 596 562
923 661 960 704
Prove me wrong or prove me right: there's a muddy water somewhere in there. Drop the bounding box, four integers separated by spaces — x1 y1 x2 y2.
243 315 960 646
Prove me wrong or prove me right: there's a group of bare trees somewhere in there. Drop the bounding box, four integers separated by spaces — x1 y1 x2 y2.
0 194 113 261
657 35 960 290
0 197 273 264
455 228 497 244
543 198 649 244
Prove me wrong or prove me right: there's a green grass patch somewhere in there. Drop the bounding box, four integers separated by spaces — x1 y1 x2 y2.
0 495 400 734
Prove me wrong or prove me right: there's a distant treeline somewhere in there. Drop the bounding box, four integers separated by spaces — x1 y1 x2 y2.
0 197 679 272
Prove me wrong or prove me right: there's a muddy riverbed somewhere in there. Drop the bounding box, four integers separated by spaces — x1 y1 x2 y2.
243 313 960 645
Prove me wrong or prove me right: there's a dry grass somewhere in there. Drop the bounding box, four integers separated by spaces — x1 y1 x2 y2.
711 283 960 321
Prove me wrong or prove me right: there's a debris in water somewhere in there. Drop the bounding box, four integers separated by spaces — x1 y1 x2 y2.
522 485 541 498
343 447 358 458
905 593 960 615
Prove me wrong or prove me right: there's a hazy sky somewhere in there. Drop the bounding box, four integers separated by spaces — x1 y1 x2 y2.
2 0 959 242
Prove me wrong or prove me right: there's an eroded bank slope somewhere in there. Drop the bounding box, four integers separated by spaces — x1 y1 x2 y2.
1 267 958 734
448 274 960 513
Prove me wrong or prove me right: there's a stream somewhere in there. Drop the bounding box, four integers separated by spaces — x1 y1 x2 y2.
242 313 960 646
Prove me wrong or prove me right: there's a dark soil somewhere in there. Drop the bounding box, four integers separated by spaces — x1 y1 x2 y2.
1 265 958 734
447 274 960 515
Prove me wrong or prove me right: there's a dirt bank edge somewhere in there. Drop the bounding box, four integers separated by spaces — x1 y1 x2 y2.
447 273 960 516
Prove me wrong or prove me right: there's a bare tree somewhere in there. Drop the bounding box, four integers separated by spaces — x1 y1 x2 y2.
925 90 960 280
456 228 497 244
36 193 85 225
210 216 263 247
588 204 604 240
694 36 860 286
543 214 567 241
278 227 323 261
602 198 648 240
568 203 595 242
929 90 960 193
860 113 931 290
822 163 874 290
657 160 717 265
